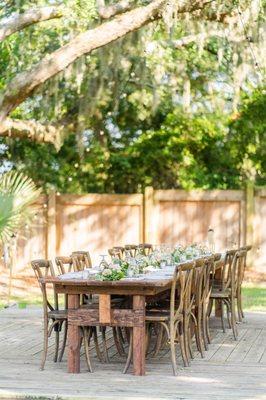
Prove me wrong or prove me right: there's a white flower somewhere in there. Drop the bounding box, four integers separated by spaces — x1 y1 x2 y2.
111 264 121 272
102 268 112 277
143 265 155 273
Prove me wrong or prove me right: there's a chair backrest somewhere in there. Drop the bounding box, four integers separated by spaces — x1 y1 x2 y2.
203 254 219 301
170 261 195 323
137 243 153 255
71 251 92 271
31 259 56 279
124 244 138 257
222 249 238 291
230 249 246 296
239 245 252 285
193 258 206 308
31 259 56 312
108 246 124 260
55 256 74 275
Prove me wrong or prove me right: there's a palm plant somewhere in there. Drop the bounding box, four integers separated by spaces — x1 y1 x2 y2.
0 171 42 305
0 171 41 243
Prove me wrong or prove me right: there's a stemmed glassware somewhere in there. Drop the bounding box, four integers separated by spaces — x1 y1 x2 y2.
99 254 109 270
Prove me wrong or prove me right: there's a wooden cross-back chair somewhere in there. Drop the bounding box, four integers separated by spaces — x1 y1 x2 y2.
124 244 138 257
237 245 252 321
188 257 207 360
202 253 221 349
31 259 68 370
71 251 92 271
108 246 125 260
124 260 195 376
137 243 153 256
55 256 74 275
210 250 246 339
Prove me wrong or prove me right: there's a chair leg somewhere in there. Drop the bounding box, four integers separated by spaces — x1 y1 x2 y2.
220 302 225 333
240 292 245 319
113 327 126 356
230 298 238 340
187 321 194 361
123 330 133 374
202 305 209 350
237 292 244 322
145 323 153 356
170 334 178 376
183 315 192 365
207 298 213 317
83 327 93 372
206 313 212 344
40 317 49 371
225 301 231 329
93 327 104 362
178 322 189 367
101 327 109 362
58 320 67 362
152 323 164 357
194 311 204 358
54 325 60 363
118 327 126 344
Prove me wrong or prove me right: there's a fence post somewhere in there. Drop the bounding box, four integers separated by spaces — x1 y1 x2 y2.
144 187 154 243
246 181 255 269
46 190 56 260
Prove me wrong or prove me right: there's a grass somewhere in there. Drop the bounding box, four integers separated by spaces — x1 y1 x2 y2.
242 285 266 312
1 286 266 312
0 296 42 310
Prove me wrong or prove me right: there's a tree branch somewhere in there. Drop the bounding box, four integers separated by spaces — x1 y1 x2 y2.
0 0 238 128
97 0 135 19
0 118 65 149
173 29 245 48
0 6 63 42
0 0 166 123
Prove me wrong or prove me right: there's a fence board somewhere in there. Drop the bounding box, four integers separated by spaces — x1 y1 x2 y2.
157 199 241 250
1 187 266 301
56 195 143 265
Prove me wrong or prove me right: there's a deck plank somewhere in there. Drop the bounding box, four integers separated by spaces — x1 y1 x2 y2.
0 307 265 400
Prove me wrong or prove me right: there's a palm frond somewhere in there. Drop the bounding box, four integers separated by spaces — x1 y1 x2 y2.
0 171 42 244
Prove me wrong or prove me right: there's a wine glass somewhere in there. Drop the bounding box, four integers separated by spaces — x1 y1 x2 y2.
99 254 109 270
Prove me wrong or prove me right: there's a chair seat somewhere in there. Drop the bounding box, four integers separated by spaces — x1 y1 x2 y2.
211 289 231 298
146 312 170 322
146 310 182 322
48 309 67 319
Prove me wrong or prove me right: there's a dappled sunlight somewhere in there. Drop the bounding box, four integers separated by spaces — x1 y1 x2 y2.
159 199 240 250
176 375 220 384
57 202 141 264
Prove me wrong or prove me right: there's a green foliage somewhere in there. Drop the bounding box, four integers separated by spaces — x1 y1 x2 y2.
0 171 41 243
228 88 266 184
0 1 265 193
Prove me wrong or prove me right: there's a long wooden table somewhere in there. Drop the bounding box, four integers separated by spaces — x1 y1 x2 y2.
40 256 224 376
40 276 172 376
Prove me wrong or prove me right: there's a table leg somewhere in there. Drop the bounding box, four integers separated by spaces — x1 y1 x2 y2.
133 295 146 376
68 294 80 373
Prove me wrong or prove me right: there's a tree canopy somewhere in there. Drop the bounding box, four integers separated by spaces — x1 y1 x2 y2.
0 0 265 192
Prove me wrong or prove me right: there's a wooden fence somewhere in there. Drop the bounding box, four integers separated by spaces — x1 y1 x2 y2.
0 185 265 298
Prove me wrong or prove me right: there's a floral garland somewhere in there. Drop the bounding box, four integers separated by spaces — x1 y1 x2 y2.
96 243 212 281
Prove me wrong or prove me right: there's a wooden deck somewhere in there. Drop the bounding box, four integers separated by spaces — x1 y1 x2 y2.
0 307 266 400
